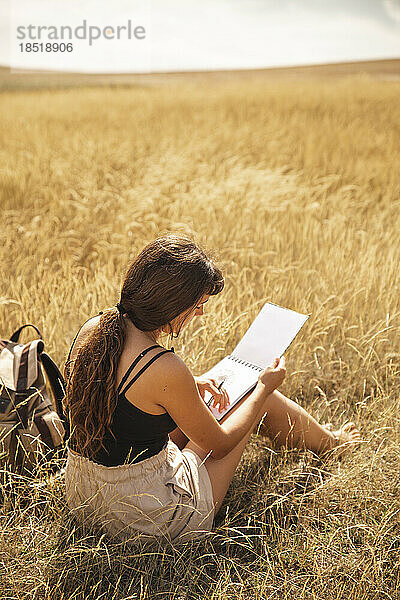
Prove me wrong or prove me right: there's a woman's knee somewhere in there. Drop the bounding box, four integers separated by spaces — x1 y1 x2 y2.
257 388 284 420
258 390 299 436
265 389 299 415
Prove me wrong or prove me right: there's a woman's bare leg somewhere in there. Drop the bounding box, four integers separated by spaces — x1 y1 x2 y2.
184 387 269 513
257 390 338 452
256 390 360 454
184 387 360 513
184 386 333 513
169 426 189 450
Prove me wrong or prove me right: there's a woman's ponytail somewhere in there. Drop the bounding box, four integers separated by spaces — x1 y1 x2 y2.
65 307 127 456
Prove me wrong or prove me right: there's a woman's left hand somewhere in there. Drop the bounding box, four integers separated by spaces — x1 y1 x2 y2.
194 377 230 413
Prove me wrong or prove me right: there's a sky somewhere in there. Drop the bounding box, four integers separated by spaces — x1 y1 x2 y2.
1 0 400 72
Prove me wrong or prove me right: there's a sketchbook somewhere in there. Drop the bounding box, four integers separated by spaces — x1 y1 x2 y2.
202 302 309 421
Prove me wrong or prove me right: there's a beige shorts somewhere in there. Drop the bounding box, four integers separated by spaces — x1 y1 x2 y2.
65 440 215 543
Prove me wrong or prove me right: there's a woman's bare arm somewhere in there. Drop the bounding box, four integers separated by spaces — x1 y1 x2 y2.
156 353 286 459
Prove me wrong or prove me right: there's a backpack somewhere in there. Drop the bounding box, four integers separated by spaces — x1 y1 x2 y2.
0 323 69 476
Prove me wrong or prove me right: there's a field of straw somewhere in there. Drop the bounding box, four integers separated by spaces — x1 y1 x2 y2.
1 68 400 599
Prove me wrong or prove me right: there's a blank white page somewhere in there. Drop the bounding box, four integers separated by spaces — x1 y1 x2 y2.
232 302 309 370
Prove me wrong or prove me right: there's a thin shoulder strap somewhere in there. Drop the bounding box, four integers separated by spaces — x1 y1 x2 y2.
116 344 162 395
64 312 104 379
120 348 175 397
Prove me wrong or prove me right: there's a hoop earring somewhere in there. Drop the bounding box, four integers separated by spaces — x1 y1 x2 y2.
167 331 173 349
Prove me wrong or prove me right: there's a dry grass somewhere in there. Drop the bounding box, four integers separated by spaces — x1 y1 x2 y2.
0 68 400 599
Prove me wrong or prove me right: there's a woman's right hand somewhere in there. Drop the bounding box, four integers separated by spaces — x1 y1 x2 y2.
257 356 286 395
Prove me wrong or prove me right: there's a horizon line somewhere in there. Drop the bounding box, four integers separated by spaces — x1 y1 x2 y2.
2 57 400 77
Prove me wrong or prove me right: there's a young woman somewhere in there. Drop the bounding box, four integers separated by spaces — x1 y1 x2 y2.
64 234 360 543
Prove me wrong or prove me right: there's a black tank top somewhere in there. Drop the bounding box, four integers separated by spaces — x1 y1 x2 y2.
91 344 177 467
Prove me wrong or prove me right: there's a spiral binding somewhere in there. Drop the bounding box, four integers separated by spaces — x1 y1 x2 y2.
230 354 262 371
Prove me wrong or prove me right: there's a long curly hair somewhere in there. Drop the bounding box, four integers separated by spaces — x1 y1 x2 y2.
64 234 224 458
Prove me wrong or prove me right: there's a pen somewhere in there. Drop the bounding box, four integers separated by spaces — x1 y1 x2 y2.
207 379 225 407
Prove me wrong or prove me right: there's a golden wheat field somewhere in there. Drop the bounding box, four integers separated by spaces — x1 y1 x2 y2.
1 66 400 599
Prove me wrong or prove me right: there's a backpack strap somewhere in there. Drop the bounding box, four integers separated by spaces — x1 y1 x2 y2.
8 324 67 428
10 324 42 343
15 340 44 392
40 352 70 439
